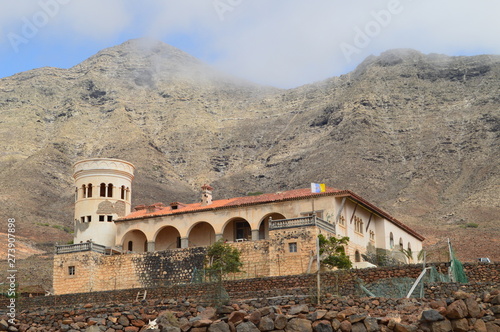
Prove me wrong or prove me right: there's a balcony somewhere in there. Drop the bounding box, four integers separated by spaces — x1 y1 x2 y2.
55 242 107 255
270 215 336 234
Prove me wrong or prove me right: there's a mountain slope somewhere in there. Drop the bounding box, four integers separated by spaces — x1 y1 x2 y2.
0 41 498 261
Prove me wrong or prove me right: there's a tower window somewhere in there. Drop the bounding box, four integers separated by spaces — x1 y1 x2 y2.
80 216 85 223
99 215 105 222
68 266 75 275
75 188 78 202
87 216 92 222
126 187 130 201
100 183 106 197
107 183 113 198
87 184 92 198
82 184 87 198
121 185 125 199
107 215 113 222
390 232 394 249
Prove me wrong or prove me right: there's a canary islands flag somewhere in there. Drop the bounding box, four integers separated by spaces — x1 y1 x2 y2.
311 183 326 193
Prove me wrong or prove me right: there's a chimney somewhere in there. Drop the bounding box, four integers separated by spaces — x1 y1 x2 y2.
201 184 213 206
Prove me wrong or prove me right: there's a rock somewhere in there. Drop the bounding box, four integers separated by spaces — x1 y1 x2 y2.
289 305 309 316
311 320 332 332
275 315 288 330
339 320 352 332
450 318 468 332
259 307 272 316
249 311 262 325
393 323 417 332
491 305 500 315
430 320 452 332
465 297 482 318
473 319 487 332
453 291 470 300
218 307 235 315
363 317 379 332
191 328 208 332
485 322 500 332
258 317 274 331
124 327 139 332
236 322 260 332
85 327 100 332
420 310 445 322
193 320 213 328
324 311 339 321
348 314 367 324
492 295 500 305
350 322 366 332
331 319 341 331
446 300 468 319
208 321 231 332
228 312 247 325
201 308 218 321
285 318 312 332
118 315 131 326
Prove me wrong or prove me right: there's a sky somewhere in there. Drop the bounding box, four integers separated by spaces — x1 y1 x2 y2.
1 0 500 89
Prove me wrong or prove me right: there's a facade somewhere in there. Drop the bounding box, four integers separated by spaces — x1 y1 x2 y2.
53 158 424 295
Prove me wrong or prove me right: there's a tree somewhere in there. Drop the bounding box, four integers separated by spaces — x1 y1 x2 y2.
318 234 352 269
205 240 243 279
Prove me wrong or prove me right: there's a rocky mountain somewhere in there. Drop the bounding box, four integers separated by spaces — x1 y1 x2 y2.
0 39 498 261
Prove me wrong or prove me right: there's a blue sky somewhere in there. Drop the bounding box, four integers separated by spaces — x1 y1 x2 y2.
1 0 500 88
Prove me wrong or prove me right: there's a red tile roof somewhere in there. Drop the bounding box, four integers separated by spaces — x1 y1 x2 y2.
116 186 424 241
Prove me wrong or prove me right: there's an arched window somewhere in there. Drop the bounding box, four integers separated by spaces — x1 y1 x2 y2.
87 184 92 198
121 185 125 200
355 250 361 262
82 184 87 198
126 187 130 201
107 183 113 198
100 183 106 197
75 187 78 202
390 232 394 249
128 241 133 252
399 237 403 249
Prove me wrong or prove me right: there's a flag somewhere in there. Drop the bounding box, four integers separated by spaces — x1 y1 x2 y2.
311 183 326 193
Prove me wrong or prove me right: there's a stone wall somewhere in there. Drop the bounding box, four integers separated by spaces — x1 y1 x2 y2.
7 262 500 311
2 289 500 332
53 247 207 294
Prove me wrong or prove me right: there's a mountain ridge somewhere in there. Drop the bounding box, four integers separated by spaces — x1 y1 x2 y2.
0 39 498 261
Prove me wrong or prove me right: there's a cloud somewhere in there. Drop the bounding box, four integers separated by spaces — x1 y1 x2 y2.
2 0 500 87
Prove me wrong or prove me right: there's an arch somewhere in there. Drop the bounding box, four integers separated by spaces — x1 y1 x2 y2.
122 230 148 253
107 183 113 198
258 213 286 240
155 226 181 250
87 183 93 198
188 222 215 247
82 184 87 198
100 183 106 197
222 217 251 242
389 232 394 249
355 250 361 263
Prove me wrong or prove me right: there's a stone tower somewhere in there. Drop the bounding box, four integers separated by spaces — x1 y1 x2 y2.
73 158 135 247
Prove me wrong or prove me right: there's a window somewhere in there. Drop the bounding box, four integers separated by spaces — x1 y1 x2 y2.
338 215 346 226
354 216 364 234
107 215 113 222
121 185 125 199
289 242 298 253
99 215 105 222
107 183 113 198
100 183 106 197
80 216 85 223
128 241 133 251
390 232 394 249
369 230 375 242
75 187 78 202
126 187 130 201
68 266 75 275
82 184 87 198
87 184 92 198
86 216 92 222
399 237 403 249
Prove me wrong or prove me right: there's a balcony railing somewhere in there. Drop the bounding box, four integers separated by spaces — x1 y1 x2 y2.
270 215 336 234
55 242 107 255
